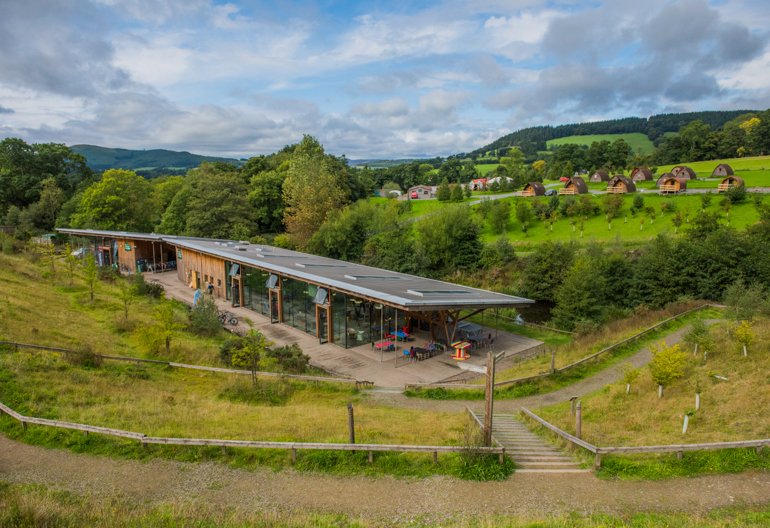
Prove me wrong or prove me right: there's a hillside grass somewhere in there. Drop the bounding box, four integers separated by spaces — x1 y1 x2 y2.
656 155 770 175
476 164 500 175
547 133 655 154
531 317 770 479
478 192 762 245
0 252 483 478
7 482 770 528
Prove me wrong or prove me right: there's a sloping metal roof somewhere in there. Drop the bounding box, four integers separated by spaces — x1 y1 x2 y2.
57 228 533 310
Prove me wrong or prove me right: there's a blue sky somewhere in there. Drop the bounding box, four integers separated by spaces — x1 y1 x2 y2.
1 0 769 159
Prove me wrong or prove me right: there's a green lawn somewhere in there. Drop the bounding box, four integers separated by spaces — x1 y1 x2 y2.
547 133 655 154
478 193 760 245
476 164 500 175
656 156 770 176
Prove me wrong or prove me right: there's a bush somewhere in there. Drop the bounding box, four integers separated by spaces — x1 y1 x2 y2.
66 344 103 368
267 343 310 374
219 338 245 366
187 293 221 337
130 272 148 295
725 184 747 203
2 234 14 255
96 266 120 283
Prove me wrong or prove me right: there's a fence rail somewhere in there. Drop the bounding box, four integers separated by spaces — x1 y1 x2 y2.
521 407 770 468
0 400 505 462
404 302 716 391
0 341 372 387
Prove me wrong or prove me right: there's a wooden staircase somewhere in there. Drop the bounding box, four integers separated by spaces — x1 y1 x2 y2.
474 412 590 473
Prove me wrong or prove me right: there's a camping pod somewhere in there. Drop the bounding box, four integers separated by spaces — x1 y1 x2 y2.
656 173 673 188
607 175 636 194
558 176 588 195
712 164 734 177
672 166 697 180
718 175 745 193
590 170 609 182
659 176 687 194
517 182 546 197
630 167 653 182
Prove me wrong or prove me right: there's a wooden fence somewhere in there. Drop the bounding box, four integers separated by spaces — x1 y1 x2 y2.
405 302 715 391
0 341 373 388
0 401 505 464
521 407 770 469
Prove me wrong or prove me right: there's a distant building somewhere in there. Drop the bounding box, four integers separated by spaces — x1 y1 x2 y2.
407 185 436 199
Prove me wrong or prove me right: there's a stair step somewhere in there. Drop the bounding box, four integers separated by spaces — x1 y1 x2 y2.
515 461 581 467
514 469 593 473
512 456 574 462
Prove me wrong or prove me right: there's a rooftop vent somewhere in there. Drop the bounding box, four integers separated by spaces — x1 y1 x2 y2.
344 275 407 281
296 263 346 268
407 290 476 297
256 254 308 259
233 246 248 251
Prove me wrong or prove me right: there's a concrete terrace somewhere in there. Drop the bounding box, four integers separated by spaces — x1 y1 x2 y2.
150 271 544 387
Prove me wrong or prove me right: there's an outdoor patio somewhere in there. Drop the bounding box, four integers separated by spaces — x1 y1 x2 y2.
148 271 544 387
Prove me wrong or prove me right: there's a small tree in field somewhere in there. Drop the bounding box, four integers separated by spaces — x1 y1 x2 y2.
63 243 78 286
81 253 97 301
672 211 683 234
620 362 641 394
734 320 755 357
231 329 276 387
451 183 464 202
683 318 711 355
649 341 687 397
117 279 137 320
154 300 185 354
644 206 656 223
464 184 473 199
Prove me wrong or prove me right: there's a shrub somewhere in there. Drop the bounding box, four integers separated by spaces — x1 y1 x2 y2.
648 341 687 390
187 293 221 337
267 343 310 374
96 265 120 283
725 184 747 204
66 344 103 368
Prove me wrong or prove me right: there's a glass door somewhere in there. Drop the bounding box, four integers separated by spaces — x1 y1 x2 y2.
317 305 328 344
269 290 280 323
225 261 232 301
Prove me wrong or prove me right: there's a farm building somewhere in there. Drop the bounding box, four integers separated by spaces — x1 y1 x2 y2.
469 178 488 191
57 229 532 351
671 166 697 180
712 164 734 177
659 176 687 194
517 182 546 197
718 175 745 193
558 176 588 195
407 185 435 199
486 176 513 186
589 170 609 182
630 167 653 182
655 173 673 188
606 175 636 194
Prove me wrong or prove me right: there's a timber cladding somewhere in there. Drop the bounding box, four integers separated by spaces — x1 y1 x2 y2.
116 239 166 272
176 247 226 298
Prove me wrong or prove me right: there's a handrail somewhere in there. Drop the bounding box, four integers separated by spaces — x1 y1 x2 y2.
520 407 597 453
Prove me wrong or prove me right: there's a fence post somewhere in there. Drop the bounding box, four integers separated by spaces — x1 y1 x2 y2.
677 451 683 460
348 403 355 454
575 401 582 441
550 349 556 375
292 447 297 463
595 452 601 469
21 421 27 431
369 450 373 464
433 451 438 464
84 431 88 438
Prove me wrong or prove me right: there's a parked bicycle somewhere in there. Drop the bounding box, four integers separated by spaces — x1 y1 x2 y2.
218 311 239 326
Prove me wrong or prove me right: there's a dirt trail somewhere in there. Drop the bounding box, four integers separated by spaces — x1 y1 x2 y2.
367 321 721 414
1 435 769 521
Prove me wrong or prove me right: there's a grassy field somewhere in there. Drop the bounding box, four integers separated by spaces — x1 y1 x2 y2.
6 482 770 528
476 164 500 175
478 192 762 245
656 156 770 175
0 252 483 478
547 133 655 154
532 316 770 479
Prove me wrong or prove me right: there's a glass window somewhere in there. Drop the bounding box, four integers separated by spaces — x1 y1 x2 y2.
331 291 346 346
345 295 371 347
242 266 268 317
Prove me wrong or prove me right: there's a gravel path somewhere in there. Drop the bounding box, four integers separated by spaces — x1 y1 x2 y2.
366 321 721 414
2 435 769 521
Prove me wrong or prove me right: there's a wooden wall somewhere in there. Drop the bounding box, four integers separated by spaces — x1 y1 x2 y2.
175 248 227 299
115 239 159 271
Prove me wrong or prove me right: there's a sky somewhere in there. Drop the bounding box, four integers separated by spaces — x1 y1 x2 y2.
1 0 769 159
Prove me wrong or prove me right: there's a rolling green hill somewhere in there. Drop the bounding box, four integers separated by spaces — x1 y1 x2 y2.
547 133 655 154
71 144 244 172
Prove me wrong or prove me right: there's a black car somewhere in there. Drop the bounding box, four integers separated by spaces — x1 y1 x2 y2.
544 189 557 196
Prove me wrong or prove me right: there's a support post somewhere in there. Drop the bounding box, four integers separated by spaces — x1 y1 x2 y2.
575 400 582 440
21 421 26 431
570 397 577 415
292 448 297 463
677 451 683 460
369 450 373 464
84 431 88 438
757 446 763 455
221 446 226 455
595 452 602 468
483 350 495 447
433 451 438 465
152 242 156 274
348 403 355 453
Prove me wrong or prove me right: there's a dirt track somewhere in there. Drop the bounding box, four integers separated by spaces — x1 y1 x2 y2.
1 435 769 521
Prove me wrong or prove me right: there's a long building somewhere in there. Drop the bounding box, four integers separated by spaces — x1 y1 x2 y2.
58 229 533 349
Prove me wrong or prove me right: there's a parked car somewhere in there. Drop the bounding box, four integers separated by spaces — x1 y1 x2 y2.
411 192 418 199
559 177 569 182
544 189 557 196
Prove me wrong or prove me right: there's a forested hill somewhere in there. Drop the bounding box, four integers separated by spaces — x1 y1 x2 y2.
71 144 244 172
469 110 755 157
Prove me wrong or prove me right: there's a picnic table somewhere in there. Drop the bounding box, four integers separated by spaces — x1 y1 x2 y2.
391 330 411 341
450 341 472 360
373 341 395 350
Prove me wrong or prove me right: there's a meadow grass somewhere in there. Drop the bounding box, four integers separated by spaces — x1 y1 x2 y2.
476 163 500 175
0 252 491 478
530 317 770 479
478 192 761 245
5 482 770 527
547 133 656 154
